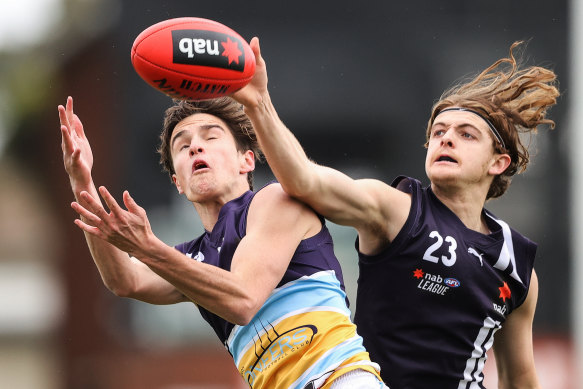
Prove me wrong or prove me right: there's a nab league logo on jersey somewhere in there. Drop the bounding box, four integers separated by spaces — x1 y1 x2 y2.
493 281 512 316
413 268 459 296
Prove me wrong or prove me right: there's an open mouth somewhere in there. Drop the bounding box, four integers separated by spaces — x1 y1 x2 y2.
192 160 209 172
437 155 457 163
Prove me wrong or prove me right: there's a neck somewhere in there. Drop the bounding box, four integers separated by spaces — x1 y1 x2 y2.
431 183 490 234
192 186 249 232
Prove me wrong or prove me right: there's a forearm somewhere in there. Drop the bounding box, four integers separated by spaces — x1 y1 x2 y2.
497 371 541 389
69 181 165 300
83 233 141 295
243 92 376 228
136 242 255 324
244 92 319 198
79 223 184 304
59 96 176 302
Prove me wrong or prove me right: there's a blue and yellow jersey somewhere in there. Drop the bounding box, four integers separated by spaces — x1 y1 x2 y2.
175 185 380 389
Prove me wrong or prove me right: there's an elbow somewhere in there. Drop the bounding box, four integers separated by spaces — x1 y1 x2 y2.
104 280 139 299
107 284 132 298
231 315 252 327
280 182 303 199
278 165 322 201
269 161 313 199
229 298 261 326
280 179 315 201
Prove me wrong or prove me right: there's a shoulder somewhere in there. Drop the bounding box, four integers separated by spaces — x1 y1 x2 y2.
251 182 302 208
354 176 416 254
248 183 321 239
348 178 412 224
484 210 538 267
358 176 415 205
391 176 424 193
250 183 319 222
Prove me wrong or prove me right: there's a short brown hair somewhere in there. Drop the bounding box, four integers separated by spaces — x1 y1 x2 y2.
158 97 263 190
426 41 560 199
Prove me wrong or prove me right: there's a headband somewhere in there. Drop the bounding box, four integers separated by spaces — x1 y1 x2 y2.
436 107 506 150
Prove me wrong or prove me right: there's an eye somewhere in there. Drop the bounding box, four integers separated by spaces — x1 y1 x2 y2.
205 127 223 140
432 129 445 137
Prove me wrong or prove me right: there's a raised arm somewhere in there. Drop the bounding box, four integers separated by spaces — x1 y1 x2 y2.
232 39 411 251
59 97 184 304
72 183 320 325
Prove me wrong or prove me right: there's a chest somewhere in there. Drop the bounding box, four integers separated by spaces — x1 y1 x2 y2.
190 218 243 271
394 221 526 319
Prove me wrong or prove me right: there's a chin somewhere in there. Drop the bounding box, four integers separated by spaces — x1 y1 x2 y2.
428 170 460 185
187 181 217 201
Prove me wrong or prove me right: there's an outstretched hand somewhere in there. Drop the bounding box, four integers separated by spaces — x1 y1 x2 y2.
232 37 269 109
71 186 159 258
58 96 93 187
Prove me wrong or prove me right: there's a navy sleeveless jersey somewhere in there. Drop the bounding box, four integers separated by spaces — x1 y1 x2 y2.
353 176 536 388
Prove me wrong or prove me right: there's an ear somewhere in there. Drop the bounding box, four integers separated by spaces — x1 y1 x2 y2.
489 153 511 176
172 174 184 194
240 150 255 174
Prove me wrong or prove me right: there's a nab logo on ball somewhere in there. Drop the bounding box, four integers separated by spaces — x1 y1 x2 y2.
131 17 255 100
172 30 245 72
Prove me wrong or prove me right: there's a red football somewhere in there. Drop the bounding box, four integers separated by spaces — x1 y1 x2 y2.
131 17 255 100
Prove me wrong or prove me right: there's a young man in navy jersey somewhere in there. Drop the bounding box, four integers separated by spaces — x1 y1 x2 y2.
58 96 387 388
232 38 559 388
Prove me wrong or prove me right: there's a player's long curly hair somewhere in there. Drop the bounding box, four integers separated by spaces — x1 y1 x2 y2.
158 97 262 190
426 41 560 199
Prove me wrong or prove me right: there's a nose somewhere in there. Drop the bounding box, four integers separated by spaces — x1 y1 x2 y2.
189 143 203 156
440 128 454 147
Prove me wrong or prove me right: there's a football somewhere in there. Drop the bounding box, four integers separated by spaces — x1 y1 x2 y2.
131 17 255 100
